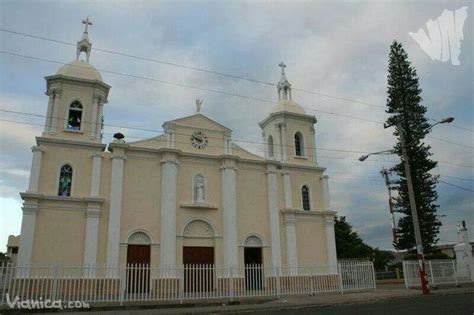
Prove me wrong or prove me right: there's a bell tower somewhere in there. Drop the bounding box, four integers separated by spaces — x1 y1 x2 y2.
259 63 318 165
42 18 111 143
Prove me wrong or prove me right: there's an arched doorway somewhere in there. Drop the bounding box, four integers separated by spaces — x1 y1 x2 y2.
126 231 151 294
244 235 263 290
182 219 215 293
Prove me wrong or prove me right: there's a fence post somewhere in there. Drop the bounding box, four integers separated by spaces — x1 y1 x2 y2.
51 264 59 301
370 262 376 291
276 266 281 298
428 261 435 288
452 260 458 286
337 263 344 294
395 268 400 280
119 265 125 306
179 265 184 304
402 261 409 289
229 265 234 302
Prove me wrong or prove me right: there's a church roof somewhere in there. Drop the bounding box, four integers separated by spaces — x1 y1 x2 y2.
56 60 103 81
270 99 306 115
164 113 231 132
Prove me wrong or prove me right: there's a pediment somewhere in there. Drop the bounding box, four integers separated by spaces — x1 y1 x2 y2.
164 114 231 133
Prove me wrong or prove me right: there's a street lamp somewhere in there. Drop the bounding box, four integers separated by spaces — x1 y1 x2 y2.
359 117 454 295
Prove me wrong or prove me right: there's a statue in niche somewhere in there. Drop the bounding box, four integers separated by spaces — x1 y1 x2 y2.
194 175 206 203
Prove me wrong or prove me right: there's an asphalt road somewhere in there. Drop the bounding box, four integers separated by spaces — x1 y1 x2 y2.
242 292 474 315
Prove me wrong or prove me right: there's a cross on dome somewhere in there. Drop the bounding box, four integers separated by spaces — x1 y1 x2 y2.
76 17 93 63
82 17 92 34
278 62 286 75
277 62 292 101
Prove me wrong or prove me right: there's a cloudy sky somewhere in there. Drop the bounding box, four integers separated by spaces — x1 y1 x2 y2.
0 0 472 252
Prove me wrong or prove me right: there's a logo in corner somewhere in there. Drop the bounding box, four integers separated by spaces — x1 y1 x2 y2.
409 7 469 66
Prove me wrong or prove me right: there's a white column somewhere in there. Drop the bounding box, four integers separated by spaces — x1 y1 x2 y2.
281 124 288 161
321 175 330 210
90 153 102 197
284 213 298 271
283 172 292 208
43 91 54 134
83 206 100 272
222 163 238 269
106 154 125 270
160 159 178 268
50 89 62 133
17 200 38 270
277 124 283 161
90 94 100 140
311 126 318 165
97 103 104 139
325 216 337 271
266 166 282 270
27 146 43 193
262 132 268 159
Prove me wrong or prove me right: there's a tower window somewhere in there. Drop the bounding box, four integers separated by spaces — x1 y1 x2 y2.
67 101 83 131
58 164 73 197
268 135 274 158
302 185 310 211
295 132 304 156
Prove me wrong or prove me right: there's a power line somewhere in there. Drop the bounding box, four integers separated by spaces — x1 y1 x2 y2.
439 180 474 193
0 108 375 154
0 115 472 170
0 28 385 109
2 28 473 135
0 50 387 126
1 107 472 165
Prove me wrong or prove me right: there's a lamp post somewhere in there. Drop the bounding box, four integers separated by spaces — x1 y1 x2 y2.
359 117 454 295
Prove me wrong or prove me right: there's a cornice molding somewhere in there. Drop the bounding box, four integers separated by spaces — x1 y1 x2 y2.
36 136 106 150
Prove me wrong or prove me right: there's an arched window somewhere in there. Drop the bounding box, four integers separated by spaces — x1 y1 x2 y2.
268 135 274 158
67 101 83 131
301 185 310 211
295 132 304 156
58 164 73 197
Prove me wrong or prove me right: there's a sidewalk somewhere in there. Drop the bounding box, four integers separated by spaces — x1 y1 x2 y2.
3 284 473 314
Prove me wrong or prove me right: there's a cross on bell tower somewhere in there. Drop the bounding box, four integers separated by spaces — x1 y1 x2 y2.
82 17 92 34
76 17 93 62
277 62 292 101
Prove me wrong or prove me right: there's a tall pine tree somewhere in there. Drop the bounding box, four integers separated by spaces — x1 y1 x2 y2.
386 41 441 254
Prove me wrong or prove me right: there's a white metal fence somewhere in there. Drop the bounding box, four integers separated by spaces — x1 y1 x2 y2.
0 261 375 305
403 260 473 288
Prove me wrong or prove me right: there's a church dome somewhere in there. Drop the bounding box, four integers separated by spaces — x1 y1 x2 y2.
56 60 103 81
270 99 306 115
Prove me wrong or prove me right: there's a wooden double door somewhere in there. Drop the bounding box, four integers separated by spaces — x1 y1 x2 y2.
126 245 151 293
183 246 214 293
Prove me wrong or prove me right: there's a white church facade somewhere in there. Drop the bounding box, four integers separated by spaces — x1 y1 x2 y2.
16 22 338 271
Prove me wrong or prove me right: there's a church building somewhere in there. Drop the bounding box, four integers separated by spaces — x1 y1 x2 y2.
16 21 338 271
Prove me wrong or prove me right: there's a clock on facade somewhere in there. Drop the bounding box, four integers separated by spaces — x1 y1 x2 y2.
191 130 208 149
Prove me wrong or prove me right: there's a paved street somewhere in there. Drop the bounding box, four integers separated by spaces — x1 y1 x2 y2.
245 292 474 315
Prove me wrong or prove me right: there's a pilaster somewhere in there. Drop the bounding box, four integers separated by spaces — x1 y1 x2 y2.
266 164 282 270
17 199 39 270
43 90 54 135
50 88 62 133
83 205 100 273
284 212 298 272
321 175 330 210
90 152 103 197
283 172 292 208
221 158 238 269
27 146 43 193
160 151 179 269
324 215 337 271
106 149 126 271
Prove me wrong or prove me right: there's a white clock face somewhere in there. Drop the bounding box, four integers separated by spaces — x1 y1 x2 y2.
191 131 208 149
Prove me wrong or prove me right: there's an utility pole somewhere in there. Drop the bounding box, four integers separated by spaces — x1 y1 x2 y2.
381 168 398 248
398 123 430 295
